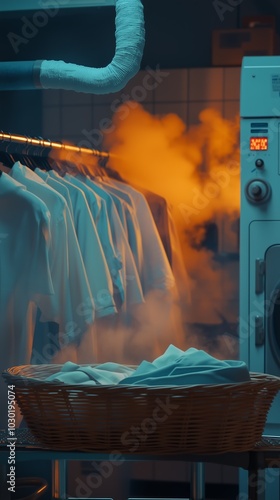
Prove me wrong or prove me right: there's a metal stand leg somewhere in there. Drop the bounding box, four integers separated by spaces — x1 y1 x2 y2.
190 463 205 500
52 460 67 500
248 468 266 500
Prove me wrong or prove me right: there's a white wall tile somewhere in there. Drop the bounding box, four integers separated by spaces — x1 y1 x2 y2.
224 67 241 100
92 69 155 106
61 105 92 136
140 102 155 114
154 101 188 125
154 68 188 102
223 100 240 121
92 103 114 130
42 90 61 106
122 70 155 103
42 106 61 138
60 135 86 146
93 90 124 106
189 68 224 101
61 90 92 105
92 101 154 134
188 101 224 127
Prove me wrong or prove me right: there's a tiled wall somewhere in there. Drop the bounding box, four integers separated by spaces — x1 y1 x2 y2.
42 66 241 145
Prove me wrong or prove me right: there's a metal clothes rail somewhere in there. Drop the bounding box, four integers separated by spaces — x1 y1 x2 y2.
0 132 109 160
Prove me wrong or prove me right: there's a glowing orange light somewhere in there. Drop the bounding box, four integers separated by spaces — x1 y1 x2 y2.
250 137 268 151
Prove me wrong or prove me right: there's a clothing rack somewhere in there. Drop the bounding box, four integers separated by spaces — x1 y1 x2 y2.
0 132 109 160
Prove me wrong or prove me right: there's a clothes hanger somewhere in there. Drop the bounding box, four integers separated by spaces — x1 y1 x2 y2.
0 137 18 168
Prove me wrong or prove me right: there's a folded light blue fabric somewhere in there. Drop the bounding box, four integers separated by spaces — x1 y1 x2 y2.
118 345 250 386
45 346 250 386
46 361 135 385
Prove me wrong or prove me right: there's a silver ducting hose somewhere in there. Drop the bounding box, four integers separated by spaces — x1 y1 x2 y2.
0 0 145 94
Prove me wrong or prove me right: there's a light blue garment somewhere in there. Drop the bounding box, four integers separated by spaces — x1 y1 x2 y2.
40 170 117 319
110 180 175 293
76 174 144 309
0 172 54 429
62 172 124 304
46 361 135 385
100 180 144 278
44 345 250 387
9 163 95 344
118 345 251 386
35 168 75 221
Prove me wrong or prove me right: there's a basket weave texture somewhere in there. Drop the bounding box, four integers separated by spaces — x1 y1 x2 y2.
3 364 280 454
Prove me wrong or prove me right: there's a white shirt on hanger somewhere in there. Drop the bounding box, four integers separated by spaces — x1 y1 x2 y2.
77 174 145 310
36 168 117 319
109 180 176 294
35 168 75 220
99 179 144 280
9 163 95 345
0 172 54 428
62 172 125 306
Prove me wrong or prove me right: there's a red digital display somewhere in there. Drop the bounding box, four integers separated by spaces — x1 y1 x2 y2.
250 137 268 151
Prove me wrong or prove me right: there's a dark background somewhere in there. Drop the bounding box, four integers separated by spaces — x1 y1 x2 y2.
0 0 279 134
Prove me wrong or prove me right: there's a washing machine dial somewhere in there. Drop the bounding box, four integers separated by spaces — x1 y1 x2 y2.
255 158 264 168
245 179 271 204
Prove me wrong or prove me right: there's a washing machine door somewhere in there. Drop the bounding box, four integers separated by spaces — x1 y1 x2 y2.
265 245 280 374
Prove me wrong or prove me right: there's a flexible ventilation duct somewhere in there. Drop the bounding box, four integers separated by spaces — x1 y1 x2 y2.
0 0 145 94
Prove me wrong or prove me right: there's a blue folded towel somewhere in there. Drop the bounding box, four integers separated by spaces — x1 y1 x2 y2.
46 361 135 385
45 346 250 386
118 345 250 386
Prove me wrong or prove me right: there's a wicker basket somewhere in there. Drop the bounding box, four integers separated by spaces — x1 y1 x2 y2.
3 364 280 454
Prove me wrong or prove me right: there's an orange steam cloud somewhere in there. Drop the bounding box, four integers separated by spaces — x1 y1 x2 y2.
102 103 240 354
52 103 241 362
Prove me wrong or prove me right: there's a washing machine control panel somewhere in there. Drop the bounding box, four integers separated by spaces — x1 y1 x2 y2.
245 179 271 204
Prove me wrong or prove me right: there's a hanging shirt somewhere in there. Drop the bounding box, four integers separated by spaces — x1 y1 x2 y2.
0 172 54 428
36 169 117 319
98 179 144 280
61 172 125 306
108 180 176 294
76 174 145 309
139 187 173 266
35 169 75 221
9 163 95 345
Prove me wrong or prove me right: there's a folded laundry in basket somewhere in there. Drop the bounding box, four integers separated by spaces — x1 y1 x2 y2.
118 345 251 386
46 361 135 385
45 346 250 386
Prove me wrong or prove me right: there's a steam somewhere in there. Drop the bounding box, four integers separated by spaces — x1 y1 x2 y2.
102 103 240 360
52 103 240 363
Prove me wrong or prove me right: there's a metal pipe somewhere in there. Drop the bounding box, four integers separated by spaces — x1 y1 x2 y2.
190 462 205 500
0 0 145 94
0 61 42 91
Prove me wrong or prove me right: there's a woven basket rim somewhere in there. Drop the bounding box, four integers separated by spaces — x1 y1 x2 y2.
3 364 280 390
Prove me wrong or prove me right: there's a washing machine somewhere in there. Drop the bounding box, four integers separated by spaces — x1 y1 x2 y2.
239 55 280 498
